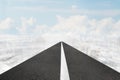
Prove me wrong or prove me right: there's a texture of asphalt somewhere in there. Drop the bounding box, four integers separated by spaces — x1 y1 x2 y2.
0 42 120 80
0 42 61 80
63 42 120 80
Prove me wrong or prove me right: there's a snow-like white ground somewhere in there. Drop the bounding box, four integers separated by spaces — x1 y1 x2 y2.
0 35 120 74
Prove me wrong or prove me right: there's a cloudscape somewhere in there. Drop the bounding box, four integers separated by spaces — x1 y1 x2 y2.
0 0 120 74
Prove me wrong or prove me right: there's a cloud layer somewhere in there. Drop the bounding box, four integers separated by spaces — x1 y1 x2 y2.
0 15 120 74
0 18 14 30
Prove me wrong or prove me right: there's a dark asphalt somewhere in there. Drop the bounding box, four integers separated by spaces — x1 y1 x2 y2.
63 42 120 80
0 42 61 80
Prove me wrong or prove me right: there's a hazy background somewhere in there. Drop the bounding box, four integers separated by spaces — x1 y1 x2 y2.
0 0 120 74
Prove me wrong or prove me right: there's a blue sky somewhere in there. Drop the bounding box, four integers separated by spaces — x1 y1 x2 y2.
1 0 120 19
0 0 120 36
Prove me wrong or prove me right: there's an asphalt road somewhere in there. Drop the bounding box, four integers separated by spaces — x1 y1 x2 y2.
63 42 120 80
0 42 61 80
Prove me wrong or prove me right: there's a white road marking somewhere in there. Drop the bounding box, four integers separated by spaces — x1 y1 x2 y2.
60 42 70 80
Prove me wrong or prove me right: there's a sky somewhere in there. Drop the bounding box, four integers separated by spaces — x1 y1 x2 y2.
0 0 120 36
0 0 120 74
0 0 120 35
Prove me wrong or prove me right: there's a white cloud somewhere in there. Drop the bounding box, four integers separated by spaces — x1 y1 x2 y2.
0 15 120 74
52 15 88 34
43 15 119 39
88 17 115 36
0 62 10 74
33 24 49 34
0 15 120 40
0 18 14 30
16 17 36 34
